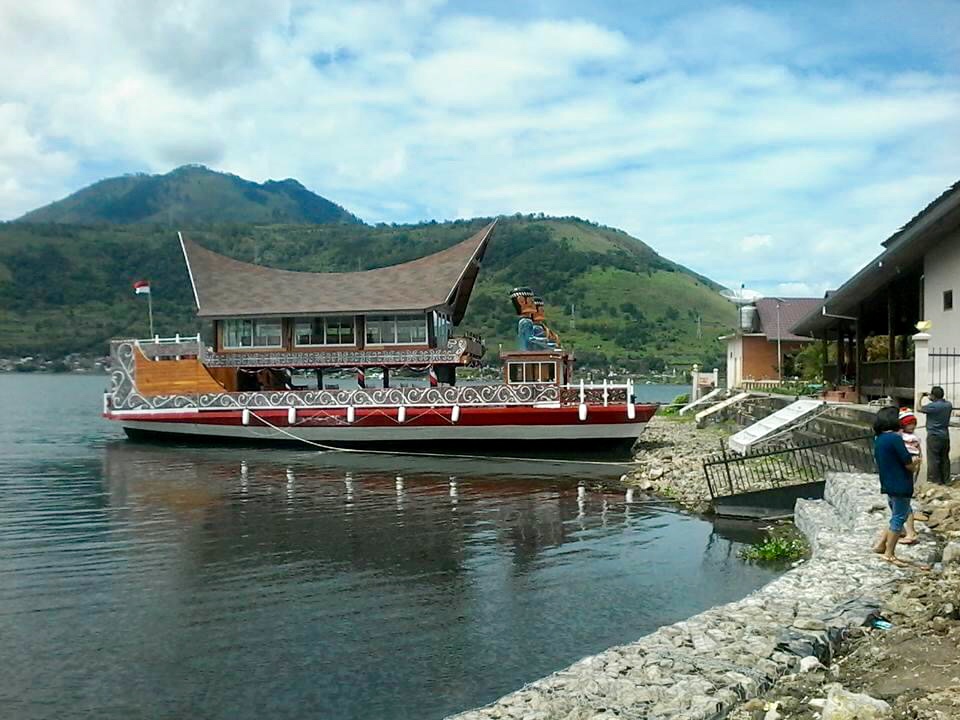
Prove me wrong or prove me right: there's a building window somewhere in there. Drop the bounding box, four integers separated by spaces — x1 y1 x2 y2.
944 290 954 312
365 314 428 345
223 319 282 349
507 361 557 384
294 316 355 346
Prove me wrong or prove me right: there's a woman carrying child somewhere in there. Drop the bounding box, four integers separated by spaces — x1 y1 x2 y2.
871 406 924 567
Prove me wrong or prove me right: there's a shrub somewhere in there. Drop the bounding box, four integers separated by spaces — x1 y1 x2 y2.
661 393 688 415
739 531 808 562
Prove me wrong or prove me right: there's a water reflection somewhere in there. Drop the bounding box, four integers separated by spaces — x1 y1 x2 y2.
0 441 782 720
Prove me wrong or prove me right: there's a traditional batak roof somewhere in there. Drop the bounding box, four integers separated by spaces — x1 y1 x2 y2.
179 221 496 322
755 297 822 341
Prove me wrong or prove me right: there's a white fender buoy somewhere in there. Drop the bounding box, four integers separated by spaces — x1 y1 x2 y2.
627 402 636 420
578 403 588 421
241 408 251 426
451 405 460 423
346 406 355 423
287 407 296 425
577 482 586 500
625 488 635 504
398 406 406 423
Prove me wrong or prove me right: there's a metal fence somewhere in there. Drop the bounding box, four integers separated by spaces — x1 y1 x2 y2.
702 433 875 500
930 348 960 413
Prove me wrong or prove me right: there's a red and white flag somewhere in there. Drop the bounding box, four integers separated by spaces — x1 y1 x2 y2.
133 280 151 295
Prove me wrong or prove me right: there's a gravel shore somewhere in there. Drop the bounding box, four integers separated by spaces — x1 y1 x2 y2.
728 480 960 720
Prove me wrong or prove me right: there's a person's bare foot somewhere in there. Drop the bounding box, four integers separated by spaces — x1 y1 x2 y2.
882 555 910 567
882 555 930 570
900 535 919 545
872 543 886 554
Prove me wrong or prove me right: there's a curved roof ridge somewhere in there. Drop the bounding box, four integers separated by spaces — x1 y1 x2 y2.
179 221 496 320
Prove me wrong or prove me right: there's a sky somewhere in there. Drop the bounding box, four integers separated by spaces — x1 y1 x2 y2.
2 0 959 296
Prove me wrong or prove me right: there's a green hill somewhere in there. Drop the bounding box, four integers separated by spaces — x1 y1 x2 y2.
17 165 362 226
0 216 733 371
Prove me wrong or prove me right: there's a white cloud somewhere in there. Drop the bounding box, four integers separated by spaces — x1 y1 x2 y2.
0 1 958 300
776 282 816 296
740 234 773 252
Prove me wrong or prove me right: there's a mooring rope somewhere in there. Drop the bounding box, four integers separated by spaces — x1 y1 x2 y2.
245 409 642 468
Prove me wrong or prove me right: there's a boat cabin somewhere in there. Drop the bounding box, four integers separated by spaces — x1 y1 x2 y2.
501 351 573 386
173 222 495 390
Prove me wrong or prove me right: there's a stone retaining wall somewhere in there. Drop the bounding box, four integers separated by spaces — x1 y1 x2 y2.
447 473 938 720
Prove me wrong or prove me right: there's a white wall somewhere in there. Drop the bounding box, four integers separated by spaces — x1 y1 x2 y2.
924 228 960 349
726 335 742 389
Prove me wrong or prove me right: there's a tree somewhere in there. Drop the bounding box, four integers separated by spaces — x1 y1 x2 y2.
794 342 825 381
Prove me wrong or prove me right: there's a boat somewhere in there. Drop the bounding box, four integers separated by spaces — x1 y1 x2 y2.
102 221 657 451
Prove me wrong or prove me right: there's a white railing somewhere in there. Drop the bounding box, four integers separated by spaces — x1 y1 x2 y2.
564 378 634 407
132 334 203 361
134 333 202 345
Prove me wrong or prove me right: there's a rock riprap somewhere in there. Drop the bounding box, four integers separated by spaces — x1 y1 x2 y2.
624 417 730 513
447 473 935 720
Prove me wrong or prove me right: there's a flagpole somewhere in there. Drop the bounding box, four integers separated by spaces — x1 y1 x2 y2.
147 291 154 338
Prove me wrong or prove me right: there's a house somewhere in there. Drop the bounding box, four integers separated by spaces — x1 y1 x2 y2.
723 297 822 389
792 181 960 406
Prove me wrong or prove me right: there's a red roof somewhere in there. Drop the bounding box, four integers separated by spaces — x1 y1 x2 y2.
755 298 821 341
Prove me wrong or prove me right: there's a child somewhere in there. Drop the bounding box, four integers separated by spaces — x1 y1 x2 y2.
898 408 921 544
899 408 922 457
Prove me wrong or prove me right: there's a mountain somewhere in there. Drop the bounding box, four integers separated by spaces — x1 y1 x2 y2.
16 165 362 226
0 215 733 371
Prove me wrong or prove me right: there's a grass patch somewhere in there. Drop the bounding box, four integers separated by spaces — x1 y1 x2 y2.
739 525 808 562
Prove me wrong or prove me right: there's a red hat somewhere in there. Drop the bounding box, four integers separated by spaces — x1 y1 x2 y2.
898 408 917 427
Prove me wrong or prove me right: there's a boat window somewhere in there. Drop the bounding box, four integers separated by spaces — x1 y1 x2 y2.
365 314 428 345
223 319 283 349
396 316 428 344
507 360 558 384
540 362 556 382
366 316 391 344
433 312 451 346
295 316 355 346
327 316 355 344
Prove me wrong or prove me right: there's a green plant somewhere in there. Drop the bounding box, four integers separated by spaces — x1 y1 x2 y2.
661 393 689 415
739 532 808 562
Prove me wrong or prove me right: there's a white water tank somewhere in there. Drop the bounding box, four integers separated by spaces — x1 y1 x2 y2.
739 304 759 332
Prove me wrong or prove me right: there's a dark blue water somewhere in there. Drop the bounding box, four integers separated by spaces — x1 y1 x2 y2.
0 375 776 720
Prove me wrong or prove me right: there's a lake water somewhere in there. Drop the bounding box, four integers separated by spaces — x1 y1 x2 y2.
0 375 776 720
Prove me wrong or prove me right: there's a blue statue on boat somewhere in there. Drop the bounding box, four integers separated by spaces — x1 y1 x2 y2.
510 287 560 351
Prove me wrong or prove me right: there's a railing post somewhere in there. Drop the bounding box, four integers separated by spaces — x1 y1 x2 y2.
579 379 585 405
602 379 609 406
913 332 930 417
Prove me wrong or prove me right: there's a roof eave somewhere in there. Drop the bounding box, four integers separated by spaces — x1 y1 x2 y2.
793 183 960 336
